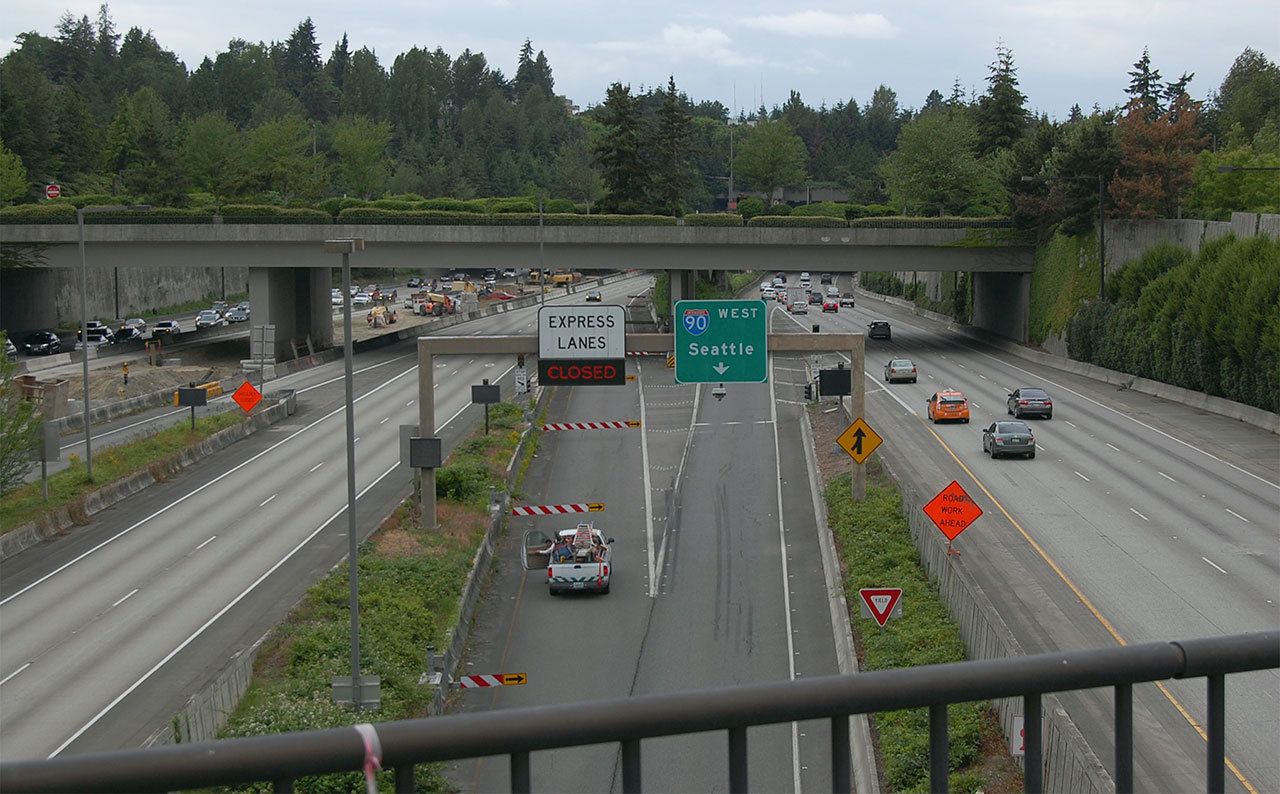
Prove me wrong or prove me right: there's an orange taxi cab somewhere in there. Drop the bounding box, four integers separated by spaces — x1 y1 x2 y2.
927 390 971 423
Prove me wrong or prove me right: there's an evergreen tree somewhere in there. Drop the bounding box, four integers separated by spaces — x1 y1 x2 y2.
921 89 946 116
280 18 322 97
53 12 96 85
52 86 100 178
593 82 652 213
0 141 28 204
514 39 555 98
652 76 694 215
976 44 1028 154
1067 104 1084 124
341 48 388 120
1127 47 1164 118
863 85 901 153
327 33 351 91
387 46 451 146
211 40 278 128
0 55 58 181
1214 48 1280 144
1044 114 1121 234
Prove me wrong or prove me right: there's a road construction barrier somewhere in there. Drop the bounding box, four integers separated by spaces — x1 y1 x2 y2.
542 421 639 431
173 381 223 406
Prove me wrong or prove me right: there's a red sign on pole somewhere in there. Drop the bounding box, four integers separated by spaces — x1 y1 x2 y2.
923 480 983 542
45 184 61 200
232 381 263 413
858 588 903 627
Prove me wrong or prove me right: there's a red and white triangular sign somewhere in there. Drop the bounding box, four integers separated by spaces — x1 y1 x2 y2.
858 588 903 627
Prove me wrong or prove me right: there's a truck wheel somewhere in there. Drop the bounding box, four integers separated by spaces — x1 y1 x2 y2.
601 583 611 595
432 304 444 317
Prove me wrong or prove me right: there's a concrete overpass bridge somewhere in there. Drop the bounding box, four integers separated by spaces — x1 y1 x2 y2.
1 222 1035 358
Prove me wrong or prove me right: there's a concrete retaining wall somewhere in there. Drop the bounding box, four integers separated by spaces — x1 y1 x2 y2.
0 396 290 561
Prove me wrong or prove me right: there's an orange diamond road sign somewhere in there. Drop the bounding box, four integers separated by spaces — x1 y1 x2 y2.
923 480 983 541
232 381 263 413
836 417 883 464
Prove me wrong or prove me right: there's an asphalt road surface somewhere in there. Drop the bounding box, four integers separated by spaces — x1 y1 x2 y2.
785 276 1278 794
0 275 651 761
447 310 846 793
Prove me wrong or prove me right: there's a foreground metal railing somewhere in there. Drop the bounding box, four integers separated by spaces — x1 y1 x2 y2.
3 632 1275 793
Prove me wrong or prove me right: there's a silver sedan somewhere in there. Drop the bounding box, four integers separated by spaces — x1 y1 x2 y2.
982 421 1036 459
883 358 917 383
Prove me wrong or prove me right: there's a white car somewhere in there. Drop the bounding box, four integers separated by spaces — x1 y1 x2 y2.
152 320 181 337
760 281 771 291
826 286 839 297
762 286 776 299
331 290 344 306
352 292 373 306
800 272 811 281
502 268 517 278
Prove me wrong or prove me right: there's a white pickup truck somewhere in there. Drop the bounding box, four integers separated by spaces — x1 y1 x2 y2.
522 524 614 595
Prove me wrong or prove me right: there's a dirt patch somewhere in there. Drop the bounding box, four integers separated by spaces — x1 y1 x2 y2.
375 525 428 558
70 363 238 402
437 501 489 548
974 706 1025 793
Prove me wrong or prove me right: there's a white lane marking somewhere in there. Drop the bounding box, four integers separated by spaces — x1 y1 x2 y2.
767 352 804 794
1129 508 1149 521
1074 471 1090 482
110 588 139 608
353 437 360 443
957 362 966 368
0 662 32 687
1106 443 1121 452
979 374 988 380
48 460 401 759
1202 557 1228 574
1065 420 1078 428
196 535 217 549
928 374 935 380
654 381 700 596
259 494 276 507
379 417 389 424
0 362 420 608
1159 471 1176 483
309 462 324 473
972 402 981 409
1036 443 1048 450
468 359 475 364
434 383 440 389
406 400 415 406
638 361 657 597
1225 508 1250 523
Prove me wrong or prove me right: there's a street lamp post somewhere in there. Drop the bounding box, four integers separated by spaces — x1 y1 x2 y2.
324 237 366 709
77 203 150 480
1022 174 1107 301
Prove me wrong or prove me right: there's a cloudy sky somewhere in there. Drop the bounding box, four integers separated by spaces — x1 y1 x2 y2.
2 1 1275 119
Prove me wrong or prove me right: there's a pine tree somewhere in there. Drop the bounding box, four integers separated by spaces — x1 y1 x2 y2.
652 76 694 216
922 89 945 116
1067 104 1084 124
1111 93 1208 218
976 43 1028 154
340 47 387 120
593 82 652 214
281 18 322 97
52 86 100 177
1127 47 1164 118
327 33 351 91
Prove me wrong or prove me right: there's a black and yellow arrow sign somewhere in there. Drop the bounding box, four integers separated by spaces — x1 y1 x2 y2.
836 417 883 464
501 673 527 686
625 420 641 428
626 374 637 381
587 502 606 512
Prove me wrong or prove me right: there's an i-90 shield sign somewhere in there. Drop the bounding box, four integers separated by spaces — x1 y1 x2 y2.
682 308 709 336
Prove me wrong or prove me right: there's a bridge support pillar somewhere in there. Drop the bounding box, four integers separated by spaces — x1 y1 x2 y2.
971 272 1030 343
248 266 335 361
667 269 695 316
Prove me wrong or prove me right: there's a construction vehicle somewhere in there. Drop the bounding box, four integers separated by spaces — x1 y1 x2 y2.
550 271 583 285
366 305 398 327
407 291 457 317
527 269 543 283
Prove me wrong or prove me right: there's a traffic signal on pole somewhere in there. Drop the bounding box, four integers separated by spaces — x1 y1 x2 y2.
804 383 814 401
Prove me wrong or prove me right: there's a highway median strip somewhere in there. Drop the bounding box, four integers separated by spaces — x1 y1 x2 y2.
213 399 538 793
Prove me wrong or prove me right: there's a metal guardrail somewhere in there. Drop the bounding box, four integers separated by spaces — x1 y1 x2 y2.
2 631 1275 793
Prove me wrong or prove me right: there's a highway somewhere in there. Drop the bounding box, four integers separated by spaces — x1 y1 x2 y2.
448 310 846 793
785 277 1278 794
0 275 649 761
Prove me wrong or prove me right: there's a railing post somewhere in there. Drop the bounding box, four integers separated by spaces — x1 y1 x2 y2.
1023 694 1042 793
511 751 531 794
728 726 748 793
1114 684 1133 793
930 704 949 794
1207 675 1225 794
395 763 414 793
831 715 851 793
622 739 642 793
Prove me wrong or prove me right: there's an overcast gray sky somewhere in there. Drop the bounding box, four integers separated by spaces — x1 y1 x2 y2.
2 1 1275 119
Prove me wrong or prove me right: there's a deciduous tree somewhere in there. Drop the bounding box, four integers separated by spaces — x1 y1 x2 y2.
734 119 807 207
0 342 40 497
333 115 391 198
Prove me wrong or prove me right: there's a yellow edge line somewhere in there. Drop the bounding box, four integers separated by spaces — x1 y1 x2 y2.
916 420 1259 794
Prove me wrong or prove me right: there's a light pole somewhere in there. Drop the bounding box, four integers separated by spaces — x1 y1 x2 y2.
324 237 366 709
538 194 545 305
1022 174 1107 301
77 203 149 480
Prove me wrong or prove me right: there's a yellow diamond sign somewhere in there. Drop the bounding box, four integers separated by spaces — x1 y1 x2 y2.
837 417 883 464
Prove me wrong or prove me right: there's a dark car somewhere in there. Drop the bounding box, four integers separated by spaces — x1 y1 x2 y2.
808 291 823 305
115 325 144 342
1007 387 1053 419
585 290 603 302
408 277 422 288
820 273 833 284
839 292 856 307
867 321 891 340
21 330 62 355
983 420 1036 459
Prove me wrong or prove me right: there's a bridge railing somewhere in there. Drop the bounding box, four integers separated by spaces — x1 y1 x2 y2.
2 631 1275 793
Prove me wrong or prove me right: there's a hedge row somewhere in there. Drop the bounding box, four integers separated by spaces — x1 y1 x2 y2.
335 208 679 226
849 216 1014 228
219 204 332 224
683 213 745 227
746 215 847 228
0 203 77 223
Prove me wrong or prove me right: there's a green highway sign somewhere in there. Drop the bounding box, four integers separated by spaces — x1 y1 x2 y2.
674 299 769 383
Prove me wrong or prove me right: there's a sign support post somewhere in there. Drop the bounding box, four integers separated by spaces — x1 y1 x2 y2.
851 339 866 501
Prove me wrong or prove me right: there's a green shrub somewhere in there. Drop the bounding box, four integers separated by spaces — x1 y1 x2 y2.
485 196 537 213
861 271 907 297
50 193 134 209
384 192 426 202
83 207 217 224
435 458 493 505
542 198 578 214
848 216 1013 228
0 203 77 223
318 196 366 217
767 203 793 216
220 204 330 224
746 215 846 228
368 198 421 211
683 213 744 227
790 201 846 219
737 196 765 219
541 213 677 226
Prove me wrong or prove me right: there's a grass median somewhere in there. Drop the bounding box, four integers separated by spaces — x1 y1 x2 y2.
823 457 1022 793
217 399 538 793
0 409 244 530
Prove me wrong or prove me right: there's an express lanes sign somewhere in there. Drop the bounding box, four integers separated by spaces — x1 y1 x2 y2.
538 305 625 359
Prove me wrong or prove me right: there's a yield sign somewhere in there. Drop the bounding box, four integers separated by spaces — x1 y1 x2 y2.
923 480 983 541
858 588 903 627
232 381 263 413
836 417 883 464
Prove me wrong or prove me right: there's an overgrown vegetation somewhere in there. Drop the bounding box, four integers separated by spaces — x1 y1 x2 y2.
825 465 1002 793
0 331 40 497
1027 232 1102 345
1066 235 1279 411
0 409 243 529
218 399 533 792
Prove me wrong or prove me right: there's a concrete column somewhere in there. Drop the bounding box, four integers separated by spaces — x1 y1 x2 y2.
971 272 1031 343
667 269 695 316
304 266 334 352
248 266 335 360
418 345 437 530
